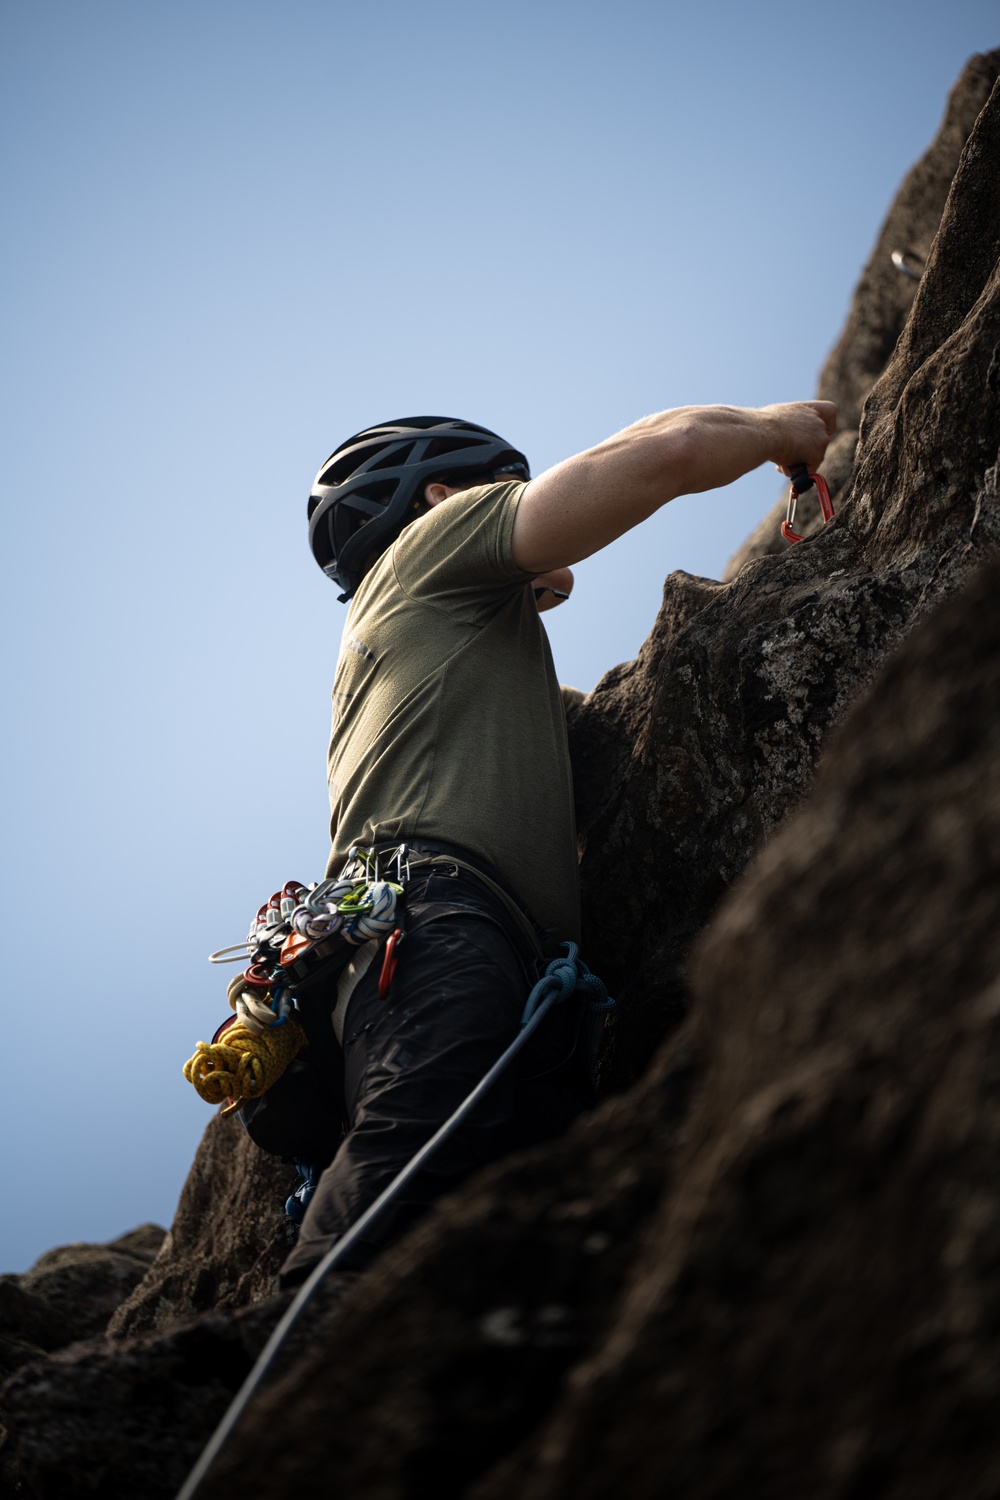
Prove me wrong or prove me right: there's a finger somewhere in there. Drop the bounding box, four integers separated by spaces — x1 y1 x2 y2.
808 399 838 435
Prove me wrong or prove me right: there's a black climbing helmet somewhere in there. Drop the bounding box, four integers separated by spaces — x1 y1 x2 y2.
307 416 530 600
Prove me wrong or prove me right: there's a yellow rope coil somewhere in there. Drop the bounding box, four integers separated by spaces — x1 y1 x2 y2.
182 1014 306 1116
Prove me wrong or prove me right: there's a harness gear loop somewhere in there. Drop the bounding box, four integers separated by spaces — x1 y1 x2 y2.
781 463 834 544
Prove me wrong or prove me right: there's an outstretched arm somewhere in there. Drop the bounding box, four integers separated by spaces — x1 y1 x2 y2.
511 401 836 573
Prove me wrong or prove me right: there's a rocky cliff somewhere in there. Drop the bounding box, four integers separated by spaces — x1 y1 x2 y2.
2 50 999 1500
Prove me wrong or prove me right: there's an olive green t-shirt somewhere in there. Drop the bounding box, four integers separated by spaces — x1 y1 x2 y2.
324 480 580 943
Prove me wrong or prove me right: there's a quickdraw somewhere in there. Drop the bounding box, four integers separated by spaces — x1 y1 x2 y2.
781 463 835 545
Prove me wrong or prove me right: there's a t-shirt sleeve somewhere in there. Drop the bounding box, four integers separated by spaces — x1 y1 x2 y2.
390 481 535 609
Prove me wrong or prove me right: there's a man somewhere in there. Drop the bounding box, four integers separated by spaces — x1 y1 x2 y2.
272 402 835 1287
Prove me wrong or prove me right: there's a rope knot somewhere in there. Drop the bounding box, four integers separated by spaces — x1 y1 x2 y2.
519 940 613 1026
546 957 579 998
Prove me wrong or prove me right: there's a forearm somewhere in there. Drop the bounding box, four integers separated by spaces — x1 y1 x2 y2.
513 400 835 572
647 404 783 494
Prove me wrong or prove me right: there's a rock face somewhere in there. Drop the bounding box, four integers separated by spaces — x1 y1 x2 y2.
571 59 1000 1097
497 555 1000 1500
1 1298 286 1500
0 1225 164 1383
108 1113 297 1337
723 48 1000 576
2 53 1000 1500
0 1224 167 1495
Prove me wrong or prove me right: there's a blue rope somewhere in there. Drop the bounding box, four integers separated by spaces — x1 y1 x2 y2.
284 1161 322 1225
520 941 615 1026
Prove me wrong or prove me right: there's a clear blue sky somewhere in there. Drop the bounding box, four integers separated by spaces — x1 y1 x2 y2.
2 0 996 1273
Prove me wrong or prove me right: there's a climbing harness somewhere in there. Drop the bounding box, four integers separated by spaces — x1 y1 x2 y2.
184 848 408 1114
175 941 613 1500
781 463 835 545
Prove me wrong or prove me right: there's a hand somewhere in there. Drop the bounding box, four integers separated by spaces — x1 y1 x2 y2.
762 400 837 475
532 566 574 612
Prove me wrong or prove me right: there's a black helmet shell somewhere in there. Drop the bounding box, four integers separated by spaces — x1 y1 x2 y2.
307 416 530 600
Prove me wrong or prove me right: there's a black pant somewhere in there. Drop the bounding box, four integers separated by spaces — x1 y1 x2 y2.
275 867 586 1286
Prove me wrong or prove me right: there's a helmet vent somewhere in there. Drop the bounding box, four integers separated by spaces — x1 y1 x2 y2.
423 436 485 461
346 481 395 516
319 453 361 487
367 443 414 472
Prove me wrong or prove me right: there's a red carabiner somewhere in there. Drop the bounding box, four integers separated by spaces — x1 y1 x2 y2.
242 962 274 989
378 929 403 999
781 464 834 544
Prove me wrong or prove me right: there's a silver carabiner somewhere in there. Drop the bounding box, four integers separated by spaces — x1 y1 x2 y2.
891 248 924 282
395 842 411 885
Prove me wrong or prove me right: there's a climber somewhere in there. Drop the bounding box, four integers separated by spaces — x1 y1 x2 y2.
254 401 834 1288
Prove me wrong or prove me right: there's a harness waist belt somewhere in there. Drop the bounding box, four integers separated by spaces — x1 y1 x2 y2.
370 838 546 964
